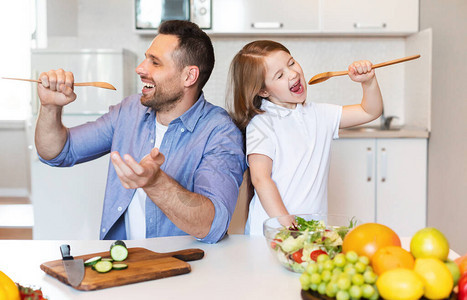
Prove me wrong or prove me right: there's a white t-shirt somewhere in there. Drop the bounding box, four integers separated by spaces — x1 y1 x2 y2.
245 99 342 235
124 120 168 239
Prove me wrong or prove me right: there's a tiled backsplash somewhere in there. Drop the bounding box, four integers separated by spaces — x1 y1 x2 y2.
205 36 406 128
49 35 408 127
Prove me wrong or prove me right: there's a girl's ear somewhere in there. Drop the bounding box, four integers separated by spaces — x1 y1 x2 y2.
183 66 200 87
258 89 269 98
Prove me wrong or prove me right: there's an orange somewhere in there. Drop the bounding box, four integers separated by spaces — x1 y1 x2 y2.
371 245 415 275
342 223 401 260
455 254 467 276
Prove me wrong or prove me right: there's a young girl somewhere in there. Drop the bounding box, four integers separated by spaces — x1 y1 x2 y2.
227 40 383 235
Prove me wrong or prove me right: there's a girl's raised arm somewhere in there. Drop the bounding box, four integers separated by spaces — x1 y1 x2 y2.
340 60 383 128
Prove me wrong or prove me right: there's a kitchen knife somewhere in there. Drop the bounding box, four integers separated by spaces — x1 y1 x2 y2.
60 244 85 287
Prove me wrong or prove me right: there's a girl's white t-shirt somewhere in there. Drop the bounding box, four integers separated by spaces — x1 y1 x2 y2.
245 99 342 235
124 120 168 239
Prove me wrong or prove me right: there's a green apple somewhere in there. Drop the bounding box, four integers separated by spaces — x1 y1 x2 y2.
445 259 461 286
410 227 449 261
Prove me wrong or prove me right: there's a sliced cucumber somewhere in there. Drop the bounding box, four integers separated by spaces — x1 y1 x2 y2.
112 263 128 270
84 256 101 266
110 240 128 262
94 260 113 273
111 240 127 248
101 258 114 262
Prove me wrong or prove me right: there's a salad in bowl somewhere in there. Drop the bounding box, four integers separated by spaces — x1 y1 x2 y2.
263 214 357 273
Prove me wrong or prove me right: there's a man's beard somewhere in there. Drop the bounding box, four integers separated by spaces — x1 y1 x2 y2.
141 86 184 112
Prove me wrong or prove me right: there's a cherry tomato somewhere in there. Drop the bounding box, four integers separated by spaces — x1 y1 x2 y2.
270 238 282 250
292 249 304 263
310 249 328 262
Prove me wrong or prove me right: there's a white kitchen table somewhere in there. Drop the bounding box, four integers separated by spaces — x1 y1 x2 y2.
0 235 459 300
0 235 301 300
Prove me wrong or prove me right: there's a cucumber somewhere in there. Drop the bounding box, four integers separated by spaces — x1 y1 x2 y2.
94 260 113 273
101 258 114 262
84 256 101 266
111 240 127 248
110 240 128 262
112 263 128 270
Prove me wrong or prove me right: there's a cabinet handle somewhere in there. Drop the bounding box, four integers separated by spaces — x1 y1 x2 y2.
381 147 387 182
366 147 373 182
354 22 387 29
251 22 283 29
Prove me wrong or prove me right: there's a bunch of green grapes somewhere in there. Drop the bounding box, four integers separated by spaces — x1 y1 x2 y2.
300 251 379 300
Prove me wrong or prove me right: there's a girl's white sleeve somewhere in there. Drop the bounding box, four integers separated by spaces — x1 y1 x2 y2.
331 105 343 139
245 115 275 162
315 103 342 140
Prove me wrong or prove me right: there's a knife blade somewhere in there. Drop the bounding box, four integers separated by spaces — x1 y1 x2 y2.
60 244 84 287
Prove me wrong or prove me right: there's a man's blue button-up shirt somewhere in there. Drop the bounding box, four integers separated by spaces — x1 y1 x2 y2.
39 93 246 243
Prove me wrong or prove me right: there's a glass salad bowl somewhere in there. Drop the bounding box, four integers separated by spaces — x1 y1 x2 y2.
263 214 357 273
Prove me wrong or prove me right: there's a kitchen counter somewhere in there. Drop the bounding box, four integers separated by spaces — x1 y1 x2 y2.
0 235 458 300
339 126 429 138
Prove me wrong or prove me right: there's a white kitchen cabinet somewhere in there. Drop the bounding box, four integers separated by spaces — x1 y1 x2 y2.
321 0 419 35
328 139 376 224
211 0 320 34
328 138 427 236
28 115 108 240
209 0 418 35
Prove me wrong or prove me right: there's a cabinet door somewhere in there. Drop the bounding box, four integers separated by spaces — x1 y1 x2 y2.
212 0 320 33
328 139 376 224
29 116 107 239
376 139 427 237
321 0 419 34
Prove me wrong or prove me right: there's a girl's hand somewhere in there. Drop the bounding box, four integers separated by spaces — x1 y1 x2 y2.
348 60 375 84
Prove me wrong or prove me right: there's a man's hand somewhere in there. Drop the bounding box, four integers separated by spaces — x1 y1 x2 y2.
111 148 166 189
38 69 77 108
348 60 375 84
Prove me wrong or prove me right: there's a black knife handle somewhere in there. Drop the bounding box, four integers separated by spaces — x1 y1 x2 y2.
60 244 74 260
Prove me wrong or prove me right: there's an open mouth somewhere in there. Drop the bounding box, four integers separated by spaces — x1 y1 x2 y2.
141 80 155 94
290 80 303 94
143 82 155 89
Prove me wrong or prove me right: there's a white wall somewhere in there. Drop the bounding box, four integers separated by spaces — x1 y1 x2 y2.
421 0 467 254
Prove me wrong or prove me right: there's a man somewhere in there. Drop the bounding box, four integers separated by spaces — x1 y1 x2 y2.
35 20 246 243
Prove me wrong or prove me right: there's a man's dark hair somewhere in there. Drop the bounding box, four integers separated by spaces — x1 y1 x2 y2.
158 20 215 92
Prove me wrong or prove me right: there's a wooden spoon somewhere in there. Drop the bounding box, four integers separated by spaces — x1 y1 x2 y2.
1 77 116 90
307 54 421 85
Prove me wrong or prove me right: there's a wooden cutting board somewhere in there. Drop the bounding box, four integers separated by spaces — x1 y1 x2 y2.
40 247 204 291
